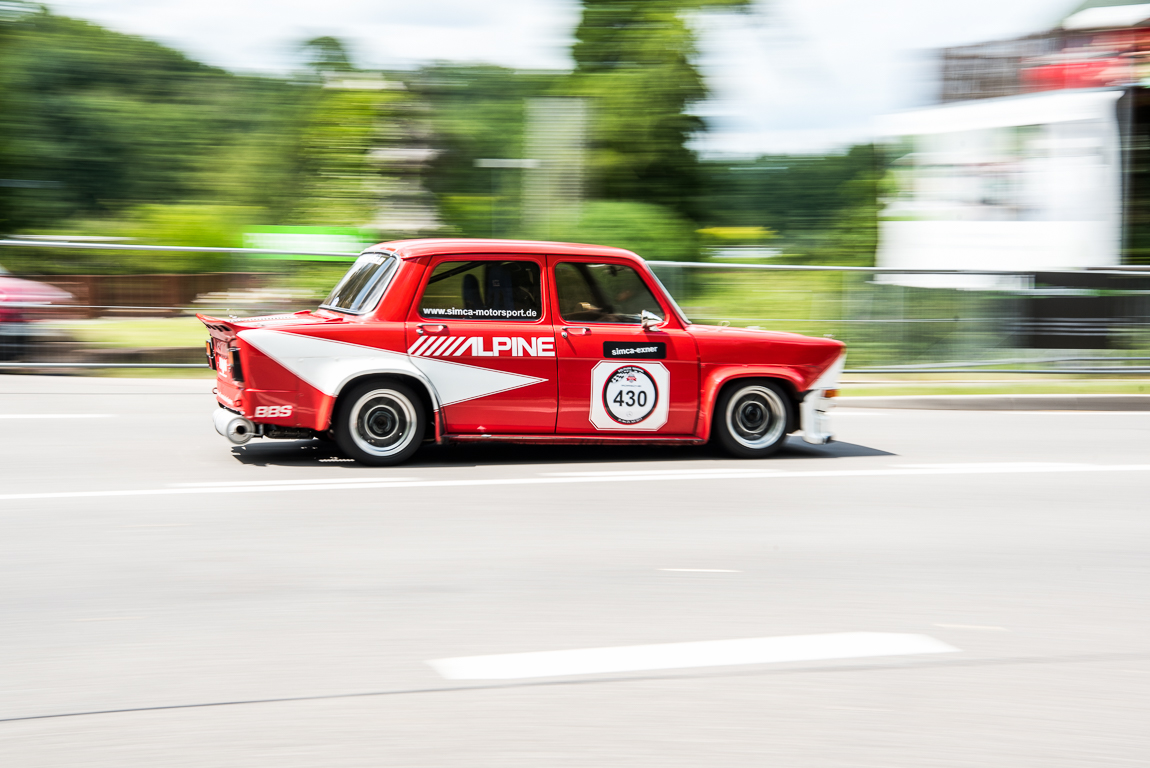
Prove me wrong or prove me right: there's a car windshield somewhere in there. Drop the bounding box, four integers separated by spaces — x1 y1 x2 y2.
649 269 691 325
321 252 398 314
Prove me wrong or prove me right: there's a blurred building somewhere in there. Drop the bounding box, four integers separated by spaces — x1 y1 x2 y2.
879 1 1150 281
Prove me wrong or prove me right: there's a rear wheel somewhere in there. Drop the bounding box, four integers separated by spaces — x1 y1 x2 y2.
334 380 425 466
713 380 792 459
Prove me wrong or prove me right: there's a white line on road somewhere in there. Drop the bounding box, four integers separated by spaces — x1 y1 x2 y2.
934 623 1009 631
659 568 741 573
428 632 959 680
0 414 114 419
1 462 1149 502
899 462 1084 470
121 523 191 528
1016 412 1150 415
173 478 418 488
544 468 780 478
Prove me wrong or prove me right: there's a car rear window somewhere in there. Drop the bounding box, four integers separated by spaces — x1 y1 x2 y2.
419 260 542 321
321 252 398 314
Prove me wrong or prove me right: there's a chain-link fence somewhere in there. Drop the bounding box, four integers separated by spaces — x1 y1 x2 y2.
649 262 1150 374
3 240 1150 374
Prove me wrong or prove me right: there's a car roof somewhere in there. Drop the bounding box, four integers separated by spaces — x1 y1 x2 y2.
368 238 644 263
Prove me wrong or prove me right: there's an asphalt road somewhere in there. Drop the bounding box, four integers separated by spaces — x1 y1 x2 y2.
1 375 1147 767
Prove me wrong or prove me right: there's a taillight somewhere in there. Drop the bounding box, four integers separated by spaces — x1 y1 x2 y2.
229 347 244 383
205 340 216 370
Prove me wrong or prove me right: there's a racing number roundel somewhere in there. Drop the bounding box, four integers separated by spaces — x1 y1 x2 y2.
588 361 670 431
602 366 658 424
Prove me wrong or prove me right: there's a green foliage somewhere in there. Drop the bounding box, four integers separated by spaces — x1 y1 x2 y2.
302 37 354 74
91 204 250 248
697 226 775 247
701 144 881 265
552 201 699 262
0 8 312 239
415 65 561 236
702 145 877 231
291 85 402 228
570 0 749 222
805 179 880 267
438 194 499 238
7 204 256 274
0 2 883 282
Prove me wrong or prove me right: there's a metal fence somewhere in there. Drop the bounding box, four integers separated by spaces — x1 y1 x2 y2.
2 239 1150 375
647 261 1150 374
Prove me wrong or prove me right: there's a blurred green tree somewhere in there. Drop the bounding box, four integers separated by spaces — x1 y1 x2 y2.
552 200 698 262
413 65 561 237
569 0 749 222
291 85 390 227
302 36 354 74
0 8 311 250
700 144 881 264
290 43 439 235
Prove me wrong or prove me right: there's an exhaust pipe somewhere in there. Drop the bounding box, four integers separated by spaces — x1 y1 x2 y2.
213 407 257 445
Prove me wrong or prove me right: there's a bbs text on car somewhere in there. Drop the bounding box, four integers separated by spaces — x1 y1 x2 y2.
198 239 845 465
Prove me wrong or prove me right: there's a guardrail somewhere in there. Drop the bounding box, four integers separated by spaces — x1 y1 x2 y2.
648 260 1150 276
4 239 1149 275
0 239 356 259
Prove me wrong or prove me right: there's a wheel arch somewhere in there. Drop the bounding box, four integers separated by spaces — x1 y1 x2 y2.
323 371 440 439
696 367 804 441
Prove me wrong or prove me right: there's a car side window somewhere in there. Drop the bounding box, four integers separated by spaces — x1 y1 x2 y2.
419 260 542 321
554 262 663 324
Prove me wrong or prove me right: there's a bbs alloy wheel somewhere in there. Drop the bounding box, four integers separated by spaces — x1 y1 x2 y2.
714 380 792 458
335 380 425 466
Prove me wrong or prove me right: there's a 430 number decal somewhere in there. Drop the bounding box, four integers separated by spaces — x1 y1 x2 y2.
612 388 649 408
602 366 658 425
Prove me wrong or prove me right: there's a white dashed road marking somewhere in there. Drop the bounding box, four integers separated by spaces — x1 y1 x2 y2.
173 478 418 488
74 616 142 622
428 632 959 680
1 463 1149 502
0 414 114 419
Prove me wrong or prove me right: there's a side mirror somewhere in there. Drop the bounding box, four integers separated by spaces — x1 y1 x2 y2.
640 310 663 331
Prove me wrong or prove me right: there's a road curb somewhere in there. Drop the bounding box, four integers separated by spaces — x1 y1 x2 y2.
838 394 1150 411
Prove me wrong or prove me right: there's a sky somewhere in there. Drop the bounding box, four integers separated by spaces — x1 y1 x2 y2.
46 0 1082 155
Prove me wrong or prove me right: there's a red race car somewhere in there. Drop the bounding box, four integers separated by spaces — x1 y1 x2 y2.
199 239 845 465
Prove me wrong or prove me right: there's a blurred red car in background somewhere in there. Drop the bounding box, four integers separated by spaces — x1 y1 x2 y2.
0 265 72 361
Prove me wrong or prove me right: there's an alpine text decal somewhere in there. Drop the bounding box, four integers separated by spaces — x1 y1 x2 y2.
408 336 556 358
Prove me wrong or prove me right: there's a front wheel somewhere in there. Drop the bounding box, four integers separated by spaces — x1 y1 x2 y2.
334 380 425 466
713 380 793 459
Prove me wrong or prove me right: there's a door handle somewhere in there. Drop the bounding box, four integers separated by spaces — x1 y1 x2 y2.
561 327 591 338
417 324 447 334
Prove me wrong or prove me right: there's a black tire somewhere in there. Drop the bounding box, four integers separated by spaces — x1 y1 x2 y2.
712 379 793 459
334 379 426 466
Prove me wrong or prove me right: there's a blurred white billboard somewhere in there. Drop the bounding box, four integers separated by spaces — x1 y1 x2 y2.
876 89 1124 288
